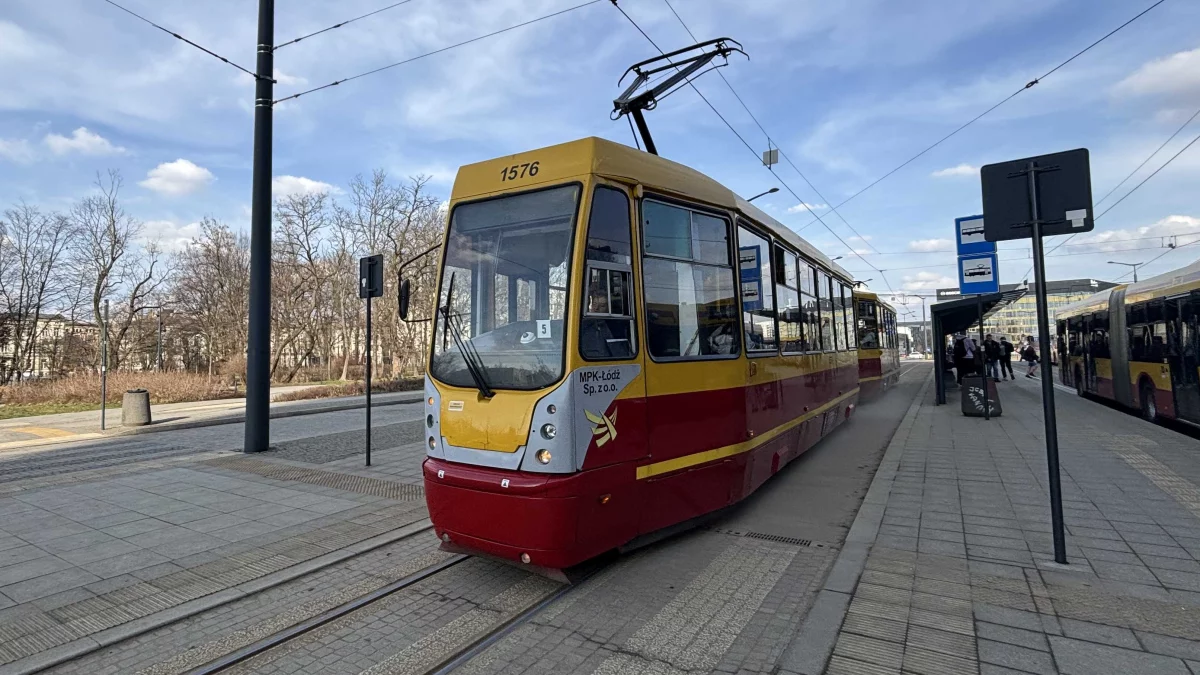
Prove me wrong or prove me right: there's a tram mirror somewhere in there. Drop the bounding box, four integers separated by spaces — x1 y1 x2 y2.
399 278 411 320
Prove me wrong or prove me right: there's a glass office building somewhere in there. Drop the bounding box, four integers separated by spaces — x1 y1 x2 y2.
935 278 1118 342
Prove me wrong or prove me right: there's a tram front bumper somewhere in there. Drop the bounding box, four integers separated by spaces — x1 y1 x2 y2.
422 458 585 570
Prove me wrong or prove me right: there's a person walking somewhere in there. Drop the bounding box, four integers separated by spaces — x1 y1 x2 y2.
1022 338 1039 378
999 336 1016 380
953 333 977 384
983 334 1001 381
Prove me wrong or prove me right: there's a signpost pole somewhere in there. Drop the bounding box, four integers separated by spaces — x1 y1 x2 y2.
100 299 109 431
365 293 372 468
978 293 989 421
1027 161 1068 565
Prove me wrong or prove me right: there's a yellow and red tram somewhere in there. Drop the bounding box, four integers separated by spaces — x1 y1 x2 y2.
416 137 860 573
852 290 900 399
1057 258 1200 426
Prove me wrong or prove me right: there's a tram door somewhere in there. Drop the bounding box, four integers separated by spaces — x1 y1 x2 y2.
1171 295 1200 423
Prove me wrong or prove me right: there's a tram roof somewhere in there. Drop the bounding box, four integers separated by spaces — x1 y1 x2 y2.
851 289 896 314
451 136 854 282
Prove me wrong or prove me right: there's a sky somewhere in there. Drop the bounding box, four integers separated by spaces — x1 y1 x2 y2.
2 0 1199 322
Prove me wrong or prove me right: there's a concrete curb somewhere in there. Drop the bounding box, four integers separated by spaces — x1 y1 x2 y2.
780 368 933 675
0 518 434 675
101 391 424 439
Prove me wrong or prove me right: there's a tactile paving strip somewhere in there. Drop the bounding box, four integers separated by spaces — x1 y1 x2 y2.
201 456 425 501
1112 444 1200 519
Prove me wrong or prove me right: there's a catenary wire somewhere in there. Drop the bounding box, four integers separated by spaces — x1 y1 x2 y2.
275 0 603 104
275 0 420 50
100 0 261 79
661 0 885 258
1036 103 1200 266
610 0 897 294
798 0 1169 233
1112 239 1200 281
838 229 1200 256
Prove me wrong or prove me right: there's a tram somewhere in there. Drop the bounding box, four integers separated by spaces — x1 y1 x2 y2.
408 137 859 573
1057 257 1200 426
852 290 900 399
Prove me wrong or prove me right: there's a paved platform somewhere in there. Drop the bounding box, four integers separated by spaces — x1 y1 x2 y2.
788 370 1200 674
0 424 429 673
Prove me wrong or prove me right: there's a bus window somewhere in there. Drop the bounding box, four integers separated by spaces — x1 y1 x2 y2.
738 225 778 354
580 186 635 360
774 245 802 353
642 200 739 359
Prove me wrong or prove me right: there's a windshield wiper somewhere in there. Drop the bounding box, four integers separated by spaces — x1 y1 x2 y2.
440 273 495 398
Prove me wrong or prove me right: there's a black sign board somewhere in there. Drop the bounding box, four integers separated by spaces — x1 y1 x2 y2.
981 148 1093 242
359 254 384 299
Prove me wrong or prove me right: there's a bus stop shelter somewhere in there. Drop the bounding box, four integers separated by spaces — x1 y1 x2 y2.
931 288 1028 404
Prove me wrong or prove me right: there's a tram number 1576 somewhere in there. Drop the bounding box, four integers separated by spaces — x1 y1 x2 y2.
499 161 540 182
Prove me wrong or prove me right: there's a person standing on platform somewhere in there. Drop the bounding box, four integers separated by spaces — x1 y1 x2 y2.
983 334 1001 381
999 336 1016 380
1022 338 1040 378
953 333 977 384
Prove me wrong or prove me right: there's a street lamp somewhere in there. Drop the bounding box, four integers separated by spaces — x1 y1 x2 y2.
854 278 872 287
745 187 779 202
830 256 843 261
1107 260 1143 282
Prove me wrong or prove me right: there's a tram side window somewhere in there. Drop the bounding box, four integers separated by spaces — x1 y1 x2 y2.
841 284 856 349
831 281 847 351
800 263 820 352
773 245 803 353
581 187 636 360
641 200 739 359
737 225 778 354
857 299 879 349
819 271 837 350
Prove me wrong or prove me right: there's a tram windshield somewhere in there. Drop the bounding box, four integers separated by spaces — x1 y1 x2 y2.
431 185 580 391
857 299 880 349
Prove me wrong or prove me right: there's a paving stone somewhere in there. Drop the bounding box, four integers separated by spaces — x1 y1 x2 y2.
1059 617 1141 649
975 621 1049 652
0 567 102 603
977 638 1056 674
1137 631 1200 661
1050 636 1190 675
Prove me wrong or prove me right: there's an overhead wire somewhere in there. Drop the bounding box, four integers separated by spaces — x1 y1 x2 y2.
100 0 261 79
660 0 885 261
1112 239 1200 281
274 0 419 51
796 0 1169 233
609 0 898 294
275 0 604 104
844 241 1200 274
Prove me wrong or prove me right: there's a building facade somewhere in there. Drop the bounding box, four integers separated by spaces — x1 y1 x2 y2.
935 278 1118 342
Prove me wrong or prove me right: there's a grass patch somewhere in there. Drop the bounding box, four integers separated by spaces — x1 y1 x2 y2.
0 402 112 420
0 372 242 408
273 378 422 403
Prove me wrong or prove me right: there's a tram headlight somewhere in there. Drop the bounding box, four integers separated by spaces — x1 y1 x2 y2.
547 404 556 414
428 436 436 450
426 414 434 428
535 449 552 465
540 423 556 440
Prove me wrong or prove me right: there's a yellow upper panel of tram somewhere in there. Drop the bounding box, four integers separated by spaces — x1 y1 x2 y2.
449 137 853 282
852 289 895 315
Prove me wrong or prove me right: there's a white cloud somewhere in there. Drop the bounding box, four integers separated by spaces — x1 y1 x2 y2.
138 159 215 196
787 202 828 214
1066 215 1200 254
0 138 35 163
1115 48 1200 99
931 163 978 178
43 127 125 156
272 175 339 197
141 219 202 253
848 234 873 242
902 271 956 290
908 238 953 252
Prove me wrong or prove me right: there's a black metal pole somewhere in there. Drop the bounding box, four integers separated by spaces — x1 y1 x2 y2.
365 295 372 467
101 299 109 431
157 313 163 372
979 293 989 421
244 0 274 454
630 108 657 156
1029 161 1068 564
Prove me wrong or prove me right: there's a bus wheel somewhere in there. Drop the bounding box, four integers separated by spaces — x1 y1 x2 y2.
1140 383 1158 423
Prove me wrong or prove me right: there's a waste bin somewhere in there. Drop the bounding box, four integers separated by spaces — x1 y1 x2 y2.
960 375 1001 417
122 389 152 426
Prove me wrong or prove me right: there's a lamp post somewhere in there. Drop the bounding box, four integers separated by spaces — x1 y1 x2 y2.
746 187 779 202
1107 260 1143 282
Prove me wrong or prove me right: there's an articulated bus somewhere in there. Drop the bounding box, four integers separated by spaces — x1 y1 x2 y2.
1057 257 1200 426
852 290 900 399
410 137 860 573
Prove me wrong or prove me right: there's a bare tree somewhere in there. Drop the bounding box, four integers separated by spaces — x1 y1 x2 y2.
0 204 73 383
171 218 250 376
